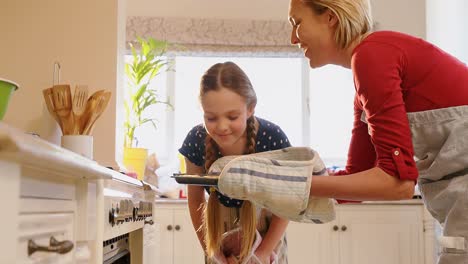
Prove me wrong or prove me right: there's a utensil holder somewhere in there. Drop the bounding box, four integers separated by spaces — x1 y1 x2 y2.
61 135 93 159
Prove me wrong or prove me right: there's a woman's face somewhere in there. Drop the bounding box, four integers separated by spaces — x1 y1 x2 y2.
201 87 254 151
288 0 338 68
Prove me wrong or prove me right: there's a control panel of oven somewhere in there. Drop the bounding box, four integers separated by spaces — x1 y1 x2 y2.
108 199 153 227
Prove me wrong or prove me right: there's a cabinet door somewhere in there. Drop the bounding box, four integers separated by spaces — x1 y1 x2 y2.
17 213 75 264
338 205 423 264
143 223 158 264
287 221 339 264
154 208 175 264
173 209 205 264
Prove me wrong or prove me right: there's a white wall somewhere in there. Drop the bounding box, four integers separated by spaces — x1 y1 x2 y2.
426 0 468 63
371 0 426 38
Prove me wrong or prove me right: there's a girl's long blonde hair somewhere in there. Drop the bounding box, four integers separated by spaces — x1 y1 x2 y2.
200 62 258 263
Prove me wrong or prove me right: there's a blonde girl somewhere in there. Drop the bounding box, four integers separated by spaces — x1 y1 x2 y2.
179 62 291 263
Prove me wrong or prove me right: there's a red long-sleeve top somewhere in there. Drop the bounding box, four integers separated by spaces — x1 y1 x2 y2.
336 31 468 181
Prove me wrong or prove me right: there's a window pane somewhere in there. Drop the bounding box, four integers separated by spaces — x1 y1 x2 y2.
231 58 303 146
309 65 355 167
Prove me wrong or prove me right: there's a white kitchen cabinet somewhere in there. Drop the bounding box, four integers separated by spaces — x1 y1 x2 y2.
154 202 205 264
17 209 75 264
0 124 112 264
143 223 158 264
287 218 337 264
287 203 436 264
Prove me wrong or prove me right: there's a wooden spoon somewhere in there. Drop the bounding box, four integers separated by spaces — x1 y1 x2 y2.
83 90 111 135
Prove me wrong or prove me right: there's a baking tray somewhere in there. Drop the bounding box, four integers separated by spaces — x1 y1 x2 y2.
172 173 219 186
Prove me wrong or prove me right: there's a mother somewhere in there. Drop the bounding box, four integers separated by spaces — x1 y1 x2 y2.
291 0 468 262
221 0 468 263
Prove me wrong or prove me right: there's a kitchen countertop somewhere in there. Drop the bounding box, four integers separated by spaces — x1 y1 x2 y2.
155 197 425 205
0 122 113 180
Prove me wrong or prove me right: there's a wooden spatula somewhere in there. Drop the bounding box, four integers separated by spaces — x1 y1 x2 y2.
72 85 88 134
42 87 62 130
52 84 73 135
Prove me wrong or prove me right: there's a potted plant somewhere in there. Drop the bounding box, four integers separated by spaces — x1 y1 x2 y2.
123 37 173 180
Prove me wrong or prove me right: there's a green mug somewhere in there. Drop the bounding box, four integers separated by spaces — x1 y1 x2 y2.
0 78 19 120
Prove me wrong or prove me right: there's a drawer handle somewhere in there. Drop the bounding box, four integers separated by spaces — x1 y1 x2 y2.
145 219 154 225
28 236 74 256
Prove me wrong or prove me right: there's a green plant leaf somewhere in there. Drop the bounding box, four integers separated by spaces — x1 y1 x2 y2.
123 37 173 148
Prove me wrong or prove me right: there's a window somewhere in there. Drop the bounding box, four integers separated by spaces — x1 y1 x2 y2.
125 55 354 174
309 65 355 167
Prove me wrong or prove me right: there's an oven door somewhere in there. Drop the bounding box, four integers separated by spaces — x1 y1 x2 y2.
103 249 130 264
103 234 130 264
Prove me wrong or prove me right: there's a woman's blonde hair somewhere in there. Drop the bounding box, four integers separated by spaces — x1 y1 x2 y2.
302 0 373 49
200 62 258 263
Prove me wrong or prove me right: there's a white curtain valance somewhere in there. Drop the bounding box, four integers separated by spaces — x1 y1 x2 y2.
126 16 302 57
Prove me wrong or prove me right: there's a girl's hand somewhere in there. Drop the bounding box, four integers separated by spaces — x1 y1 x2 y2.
250 250 270 264
212 251 229 264
226 255 239 264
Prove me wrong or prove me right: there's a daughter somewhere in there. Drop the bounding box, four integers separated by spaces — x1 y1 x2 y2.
179 62 290 263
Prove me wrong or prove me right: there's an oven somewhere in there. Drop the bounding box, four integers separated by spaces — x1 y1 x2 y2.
101 172 155 264
103 234 130 264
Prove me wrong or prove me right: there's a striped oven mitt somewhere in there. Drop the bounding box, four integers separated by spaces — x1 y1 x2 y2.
211 147 336 223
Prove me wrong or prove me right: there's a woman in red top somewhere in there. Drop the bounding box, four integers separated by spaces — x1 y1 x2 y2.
289 1 468 263
219 0 468 263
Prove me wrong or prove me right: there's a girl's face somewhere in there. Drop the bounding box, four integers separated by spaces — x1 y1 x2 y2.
288 0 338 68
201 87 254 152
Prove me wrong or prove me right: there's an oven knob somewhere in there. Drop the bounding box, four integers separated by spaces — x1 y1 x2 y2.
120 200 127 215
127 200 133 220
109 208 115 226
124 200 131 221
